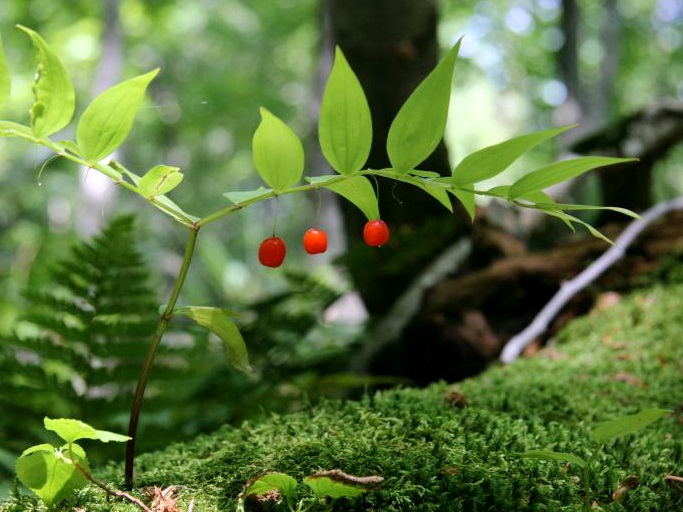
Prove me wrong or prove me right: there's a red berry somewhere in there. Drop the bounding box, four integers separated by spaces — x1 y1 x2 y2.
363 219 389 247
258 237 286 267
303 228 328 255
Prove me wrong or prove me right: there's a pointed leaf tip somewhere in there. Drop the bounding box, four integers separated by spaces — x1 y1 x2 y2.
253 108 304 191
387 39 461 173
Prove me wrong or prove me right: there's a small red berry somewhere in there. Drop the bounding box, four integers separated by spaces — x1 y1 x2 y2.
303 228 328 255
363 219 390 247
258 237 286 267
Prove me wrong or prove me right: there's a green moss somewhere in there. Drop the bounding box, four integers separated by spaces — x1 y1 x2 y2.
2 284 682 511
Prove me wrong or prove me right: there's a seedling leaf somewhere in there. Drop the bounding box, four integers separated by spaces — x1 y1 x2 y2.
303 475 369 499
519 450 587 468
319 47 372 174
17 25 75 138
44 417 130 444
591 409 672 443
452 126 573 186
387 40 461 173
509 157 637 199
174 307 252 374
245 472 298 502
76 69 159 162
138 165 183 197
16 443 88 506
252 108 304 191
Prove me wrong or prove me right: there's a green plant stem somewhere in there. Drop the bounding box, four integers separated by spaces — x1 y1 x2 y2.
124 225 199 487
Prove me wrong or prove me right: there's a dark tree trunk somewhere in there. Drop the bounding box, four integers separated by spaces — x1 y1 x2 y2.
327 0 470 315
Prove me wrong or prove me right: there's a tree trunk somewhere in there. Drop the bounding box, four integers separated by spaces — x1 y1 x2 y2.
327 0 470 315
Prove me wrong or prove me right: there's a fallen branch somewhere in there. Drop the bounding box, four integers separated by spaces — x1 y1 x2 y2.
500 196 683 363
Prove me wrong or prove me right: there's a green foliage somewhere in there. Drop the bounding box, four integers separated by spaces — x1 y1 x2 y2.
0 32 8 110
15 418 128 507
0 216 207 461
309 175 380 221
318 46 372 175
76 69 159 162
16 25 75 139
138 164 184 198
591 409 672 444
387 39 461 174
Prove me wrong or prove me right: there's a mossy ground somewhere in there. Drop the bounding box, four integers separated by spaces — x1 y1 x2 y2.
2 283 682 511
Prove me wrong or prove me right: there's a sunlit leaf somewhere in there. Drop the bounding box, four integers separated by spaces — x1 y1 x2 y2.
387 39 461 173
450 188 475 221
16 443 88 506
76 69 159 162
17 25 75 138
0 121 33 139
592 409 672 443
452 126 573 186
509 157 637 199
223 187 272 205
0 32 10 109
245 473 298 502
312 175 379 220
44 417 130 444
319 47 372 174
252 108 304 191
520 450 587 468
174 307 252 374
138 165 183 197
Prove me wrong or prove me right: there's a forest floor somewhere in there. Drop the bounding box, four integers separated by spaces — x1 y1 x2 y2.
2 278 682 511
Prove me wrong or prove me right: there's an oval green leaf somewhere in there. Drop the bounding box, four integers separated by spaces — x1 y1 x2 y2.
76 69 159 162
509 156 637 199
138 165 183 198
317 175 379 220
246 472 298 501
174 307 252 374
591 409 672 443
303 474 373 499
43 417 129 444
0 32 10 109
387 39 461 174
17 25 75 139
319 47 372 174
0 121 33 139
223 187 272 205
373 170 452 212
452 126 574 186
252 107 304 191
519 450 587 468
16 443 87 506
450 188 475 221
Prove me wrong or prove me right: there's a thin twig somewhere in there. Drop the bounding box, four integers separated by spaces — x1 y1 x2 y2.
500 196 683 363
72 462 152 512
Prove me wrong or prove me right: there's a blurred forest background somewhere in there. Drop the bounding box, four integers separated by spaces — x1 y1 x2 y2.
0 0 682 499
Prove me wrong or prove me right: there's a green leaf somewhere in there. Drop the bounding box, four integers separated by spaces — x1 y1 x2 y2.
138 165 183 197
519 450 587 468
76 69 159 162
17 25 75 138
16 443 88 506
303 475 369 499
450 188 475 221
245 472 298 502
44 417 130 444
452 126 573 186
0 32 10 109
174 307 252 374
319 47 372 174
223 187 272 205
0 121 33 139
387 39 461 173
592 409 672 443
509 157 637 199
531 202 639 219
316 175 379 220
252 108 304 191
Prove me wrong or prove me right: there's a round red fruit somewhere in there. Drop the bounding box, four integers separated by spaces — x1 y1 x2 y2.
303 228 328 255
258 237 286 267
363 220 390 247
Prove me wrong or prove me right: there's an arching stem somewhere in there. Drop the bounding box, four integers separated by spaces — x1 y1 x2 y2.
124 225 199 487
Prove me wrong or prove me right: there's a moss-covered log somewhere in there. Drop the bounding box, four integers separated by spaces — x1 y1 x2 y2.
3 282 682 511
